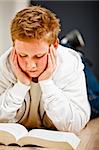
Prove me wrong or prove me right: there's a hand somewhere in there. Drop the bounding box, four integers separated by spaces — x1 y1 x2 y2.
9 48 32 85
38 45 57 81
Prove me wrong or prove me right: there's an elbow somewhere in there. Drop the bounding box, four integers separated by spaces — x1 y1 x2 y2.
55 108 91 133
68 102 91 133
67 108 91 133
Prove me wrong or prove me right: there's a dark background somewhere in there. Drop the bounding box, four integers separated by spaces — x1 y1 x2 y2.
29 0 99 80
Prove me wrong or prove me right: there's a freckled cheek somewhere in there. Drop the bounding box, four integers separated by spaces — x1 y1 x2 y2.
38 55 48 69
17 56 26 69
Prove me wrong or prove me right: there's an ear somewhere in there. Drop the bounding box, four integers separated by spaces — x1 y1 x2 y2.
53 38 59 49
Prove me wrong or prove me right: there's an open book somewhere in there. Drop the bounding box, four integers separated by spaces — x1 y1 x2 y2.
0 123 80 150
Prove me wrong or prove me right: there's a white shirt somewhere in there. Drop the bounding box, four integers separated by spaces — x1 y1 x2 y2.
0 45 90 132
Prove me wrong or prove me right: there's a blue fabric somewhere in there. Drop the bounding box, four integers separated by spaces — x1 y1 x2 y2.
82 57 99 119
62 43 99 119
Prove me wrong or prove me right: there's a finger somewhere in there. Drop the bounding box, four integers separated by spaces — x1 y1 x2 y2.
13 53 20 70
47 53 52 72
10 53 13 65
49 45 54 64
49 45 57 68
10 48 16 66
50 44 57 58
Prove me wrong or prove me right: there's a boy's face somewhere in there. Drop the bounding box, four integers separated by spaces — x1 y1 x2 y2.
14 39 50 78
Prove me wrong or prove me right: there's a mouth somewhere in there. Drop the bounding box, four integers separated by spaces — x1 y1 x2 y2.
26 69 37 73
26 70 38 77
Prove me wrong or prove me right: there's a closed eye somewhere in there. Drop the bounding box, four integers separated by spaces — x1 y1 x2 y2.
35 53 46 58
19 54 28 57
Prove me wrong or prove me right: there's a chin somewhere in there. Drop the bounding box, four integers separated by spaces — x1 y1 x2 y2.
28 74 38 78
26 69 44 78
27 72 39 78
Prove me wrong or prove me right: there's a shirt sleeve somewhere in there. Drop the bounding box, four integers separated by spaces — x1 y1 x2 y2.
39 59 91 133
0 80 30 122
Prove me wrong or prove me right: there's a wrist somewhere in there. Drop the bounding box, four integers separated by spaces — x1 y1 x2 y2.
17 78 31 86
39 78 53 86
9 80 31 100
38 76 52 82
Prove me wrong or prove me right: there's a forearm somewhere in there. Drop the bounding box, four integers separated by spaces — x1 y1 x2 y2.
0 81 30 122
39 79 90 133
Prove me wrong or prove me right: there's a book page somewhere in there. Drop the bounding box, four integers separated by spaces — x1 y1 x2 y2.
0 123 28 140
27 129 80 149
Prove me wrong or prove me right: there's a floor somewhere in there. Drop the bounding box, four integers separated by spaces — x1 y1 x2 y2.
77 117 99 150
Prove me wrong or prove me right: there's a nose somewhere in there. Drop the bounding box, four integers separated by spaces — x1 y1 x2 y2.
26 59 37 71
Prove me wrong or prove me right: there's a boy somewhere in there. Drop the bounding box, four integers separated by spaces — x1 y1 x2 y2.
0 6 90 133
